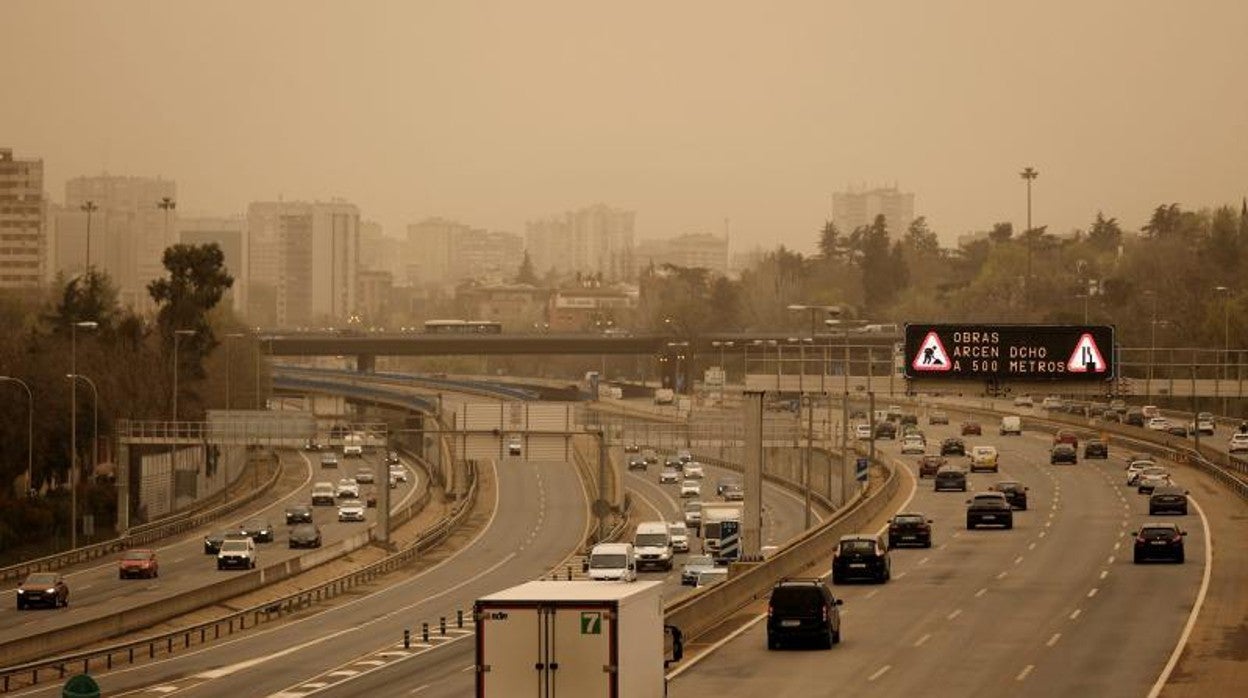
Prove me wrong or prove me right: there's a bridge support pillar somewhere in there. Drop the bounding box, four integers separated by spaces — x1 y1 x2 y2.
742 390 764 561
116 441 130 535
356 354 376 373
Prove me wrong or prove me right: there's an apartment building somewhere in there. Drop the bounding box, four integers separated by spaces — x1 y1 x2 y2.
831 185 915 237
0 148 45 289
247 200 359 327
525 203 634 282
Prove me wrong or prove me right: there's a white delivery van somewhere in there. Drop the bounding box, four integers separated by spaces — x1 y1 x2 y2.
633 521 674 571
999 415 1022 436
584 543 637 581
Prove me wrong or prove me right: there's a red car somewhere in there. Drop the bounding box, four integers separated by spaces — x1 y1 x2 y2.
961 421 982 436
1053 430 1079 448
917 455 947 479
118 549 159 579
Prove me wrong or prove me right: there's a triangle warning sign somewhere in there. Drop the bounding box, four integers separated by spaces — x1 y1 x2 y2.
1067 333 1107 373
911 331 952 372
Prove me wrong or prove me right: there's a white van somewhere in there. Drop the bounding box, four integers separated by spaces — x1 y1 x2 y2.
654 388 676 405
633 521 674 571
585 543 637 581
1000 415 1022 436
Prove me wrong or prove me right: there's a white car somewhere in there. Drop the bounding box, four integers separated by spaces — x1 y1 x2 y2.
668 522 690 553
855 424 873 440
1228 433 1248 453
901 435 926 454
1136 467 1173 493
1013 395 1034 408
311 482 336 506
683 462 705 479
1190 418 1215 436
1126 459 1156 485
337 499 366 522
507 435 523 456
680 480 701 498
1147 417 1170 431
335 478 360 499
659 468 680 484
388 464 408 483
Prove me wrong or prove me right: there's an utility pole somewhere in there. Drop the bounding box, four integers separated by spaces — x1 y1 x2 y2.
1020 166 1039 304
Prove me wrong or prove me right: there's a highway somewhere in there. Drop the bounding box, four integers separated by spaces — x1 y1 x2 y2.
668 419 1210 697
1 449 422 655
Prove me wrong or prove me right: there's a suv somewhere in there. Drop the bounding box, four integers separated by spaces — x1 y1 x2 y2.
874 421 897 440
966 492 1014 529
831 534 890 584
1133 523 1186 563
1228 433 1248 453
766 579 843 650
917 455 946 479
934 467 968 492
217 535 257 570
940 437 966 457
1084 439 1109 459
887 512 933 548
991 481 1029 510
1149 486 1189 515
1050 443 1078 465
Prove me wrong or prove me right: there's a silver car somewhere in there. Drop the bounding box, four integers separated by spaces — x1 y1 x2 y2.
659 468 680 484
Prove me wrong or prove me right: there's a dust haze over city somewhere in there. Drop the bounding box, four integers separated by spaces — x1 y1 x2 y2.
6 1 1245 245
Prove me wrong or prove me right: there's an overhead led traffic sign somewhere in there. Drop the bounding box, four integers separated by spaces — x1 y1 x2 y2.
903 324 1115 380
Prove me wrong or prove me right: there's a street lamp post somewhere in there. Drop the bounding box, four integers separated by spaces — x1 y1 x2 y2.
68 374 99 474
1020 167 1039 302
826 315 853 505
1215 286 1231 414
157 197 176 244
80 201 98 271
224 333 245 410
0 376 33 496
69 320 98 549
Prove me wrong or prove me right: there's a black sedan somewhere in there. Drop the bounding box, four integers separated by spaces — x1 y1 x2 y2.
991 481 1029 510
940 437 966 457
285 505 313 525
203 530 231 554
239 519 275 543
288 523 323 549
1084 439 1109 459
887 513 933 548
1149 486 1189 515
16 572 69 609
1133 523 1186 563
1050 444 1078 465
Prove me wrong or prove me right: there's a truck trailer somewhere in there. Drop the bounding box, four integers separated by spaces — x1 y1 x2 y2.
475 581 667 698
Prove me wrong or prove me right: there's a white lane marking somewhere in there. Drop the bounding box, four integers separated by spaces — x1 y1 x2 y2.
1087 588 1099 598
1039 531 1046 538
1045 521 1052 528
1017 665 1035 681
356 660 386 667
1046 633 1062 647
865 589 880 599
461 665 474 673
918 557 930 565
1118 531 1125 539
1113 541 1120 551
377 651 411 658
974 587 987 598
867 665 892 682
894 571 908 579
1028 542 1036 550
147 689 179 695
301 682 330 689
1147 494 1213 698
1069 609 1082 620
1014 556 1024 565
1099 570 1109 580
914 633 931 647
1108 555 1116 564
996 571 1008 580
947 609 962 620
327 671 359 677
408 686 430 695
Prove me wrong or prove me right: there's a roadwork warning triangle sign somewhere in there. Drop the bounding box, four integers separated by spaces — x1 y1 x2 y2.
912 331 952 372
1067 333 1107 373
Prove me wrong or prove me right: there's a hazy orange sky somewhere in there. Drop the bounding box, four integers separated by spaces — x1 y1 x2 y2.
3 0 1246 251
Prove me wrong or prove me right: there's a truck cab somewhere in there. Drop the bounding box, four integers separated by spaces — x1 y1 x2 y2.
585 543 637 581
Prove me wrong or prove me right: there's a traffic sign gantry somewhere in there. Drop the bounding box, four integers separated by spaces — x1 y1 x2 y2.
903 324 1115 380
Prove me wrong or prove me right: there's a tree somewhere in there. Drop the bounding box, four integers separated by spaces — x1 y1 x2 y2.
988 222 1014 244
515 251 538 285
147 243 234 381
1087 211 1123 252
904 216 940 255
818 220 841 260
861 215 901 313
44 269 119 335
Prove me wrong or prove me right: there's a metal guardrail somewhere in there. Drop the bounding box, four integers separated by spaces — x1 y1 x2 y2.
0 454 284 585
0 454 471 693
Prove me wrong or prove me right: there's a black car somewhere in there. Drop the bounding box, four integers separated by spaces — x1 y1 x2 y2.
288 523 323 548
934 467 968 492
624 442 640 453
16 572 69 609
966 492 1014 529
831 534 890 584
1124 409 1146 427
239 519 275 543
991 481 1029 510
900 414 918 426
874 421 897 440
627 457 647 471
1050 443 1078 465
203 530 230 554
940 437 966 457
887 513 933 548
384 451 401 466
1149 486 1189 515
285 505 313 525
1166 423 1190 437
1084 439 1109 459
766 579 842 650
1133 523 1186 563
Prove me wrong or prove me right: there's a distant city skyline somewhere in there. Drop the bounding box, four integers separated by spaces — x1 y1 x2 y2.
4 2 1244 256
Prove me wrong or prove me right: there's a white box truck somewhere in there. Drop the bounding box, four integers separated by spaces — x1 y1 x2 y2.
475 580 670 698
